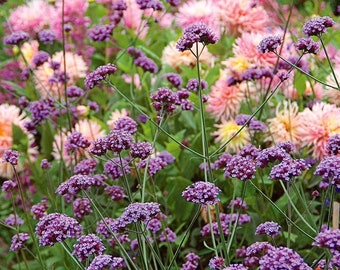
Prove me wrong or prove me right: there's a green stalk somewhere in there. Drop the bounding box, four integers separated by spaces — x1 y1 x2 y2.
59 242 85 270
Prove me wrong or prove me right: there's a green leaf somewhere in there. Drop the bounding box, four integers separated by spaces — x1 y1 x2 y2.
12 124 28 153
294 73 307 96
41 122 54 158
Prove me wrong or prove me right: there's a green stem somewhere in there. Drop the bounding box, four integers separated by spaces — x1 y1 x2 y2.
59 242 85 270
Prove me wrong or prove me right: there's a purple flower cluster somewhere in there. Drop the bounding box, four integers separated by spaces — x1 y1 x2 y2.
295 37 320 54
146 218 162 233
138 151 174 176
176 23 218 52
244 241 274 267
166 73 182 88
38 29 57 44
2 149 20 165
56 174 106 197
208 256 225 270
159 227 177 242
87 24 113 42
10 233 29 251
73 198 92 220
84 63 117 89
313 228 340 254
32 51 50 67
259 246 311 269
213 154 232 169
258 35 282 53
240 68 273 82
106 130 133 153
40 159 51 169
255 144 291 168
74 159 98 175
25 98 55 131
325 133 340 155
5 214 24 226
87 255 124 270
104 158 130 180
150 87 187 115
314 156 340 189
227 197 248 210
182 181 221 205
136 0 164 11
120 202 161 225
73 234 105 261
186 78 208 92
127 47 158 73
235 114 266 132
105 185 125 201
255 221 281 238
113 116 137 135
224 155 256 181
35 213 82 246
66 85 85 98
180 253 200 270
65 131 91 153
96 217 121 238
130 141 153 159
2 180 17 192
31 197 48 220
302 16 335 37
3 31 29 45
269 158 309 182
223 264 248 270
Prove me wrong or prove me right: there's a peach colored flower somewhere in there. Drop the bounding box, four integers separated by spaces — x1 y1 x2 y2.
323 67 340 105
107 109 130 130
212 119 250 153
176 0 220 37
222 55 250 80
161 42 214 70
8 0 53 34
215 0 269 36
266 101 300 146
19 41 39 69
52 119 106 165
232 32 278 69
0 104 38 178
206 76 245 121
34 51 87 98
303 81 323 100
122 0 148 38
296 102 340 159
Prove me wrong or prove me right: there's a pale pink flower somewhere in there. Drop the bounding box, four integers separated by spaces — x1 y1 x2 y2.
107 109 130 130
122 0 147 38
8 0 53 35
303 81 323 100
0 104 38 178
206 76 245 121
176 0 220 37
266 101 301 146
162 41 214 70
34 51 87 98
323 67 340 105
215 0 269 36
122 74 142 90
52 119 106 165
212 119 250 153
233 32 279 69
296 102 340 159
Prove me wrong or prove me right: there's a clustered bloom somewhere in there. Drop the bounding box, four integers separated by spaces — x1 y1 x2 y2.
314 155 340 189
5 214 24 226
73 198 93 220
181 253 200 270
176 23 218 52
2 149 20 165
73 234 105 261
84 63 117 89
130 142 153 159
65 131 91 153
38 29 57 44
166 73 182 88
313 227 340 254
324 133 340 155
295 37 320 54
31 198 48 220
3 31 29 45
186 78 208 92
105 185 125 201
87 255 124 270
302 16 335 37
87 24 113 42
257 35 282 53
10 233 30 252
74 159 98 175
235 114 266 132
159 227 177 242
255 221 281 238
127 47 158 73
182 181 221 205
104 158 130 180
35 213 82 246
224 155 256 181
208 256 225 269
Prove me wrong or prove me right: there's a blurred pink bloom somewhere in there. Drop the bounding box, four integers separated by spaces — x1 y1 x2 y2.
52 119 106 165
215 0 269 36
206 77 245 121
323 67 340 105
162 41 214 70
0 104 38 178
296 102 340 159
34 51 88 98
176 0 220 37
123 0 147 38
266 101 301 146
122 74 142 90
303 81 323 100
8 0 54 34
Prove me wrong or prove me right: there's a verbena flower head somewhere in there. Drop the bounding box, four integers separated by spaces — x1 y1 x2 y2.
223 264 248 270
5 214 24 226
224 155 256 181
269 158 310 182
84 63 117 89
35 213 82 246
166 73 182 88
159 227 177 242
113 116 137 135
120 202 161 226
10 233 30 252
186 78 208 92
181 252 200 270
3 31 29 45
227 197 248 210
325 133 340 155
235 114 266 132
38 29 57 44
259 246 312 269
73 198 92 220
87 255 124 270
136 0 164 11
31 198 48 220
295 37 320 54
315 155 340 189
176 23 218 52
105 130 133 153
209 256 225 269
105 185 125 201
313 228 340 255
2 149 20 166
302 16 335 37
134 55 159 73
104 158 130 180
73 234 105 261
66 86 85 98
182 181 221 205
130 141 153 159
87 24 113 42
255 221 281 238
258 35 282 53
2 180 17 192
